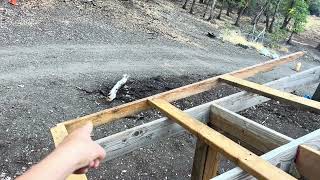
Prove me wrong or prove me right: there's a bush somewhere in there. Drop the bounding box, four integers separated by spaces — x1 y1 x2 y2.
269 29 288 48
309 0 320 16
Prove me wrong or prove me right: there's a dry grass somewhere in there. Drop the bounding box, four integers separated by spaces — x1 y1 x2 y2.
221 29 264 51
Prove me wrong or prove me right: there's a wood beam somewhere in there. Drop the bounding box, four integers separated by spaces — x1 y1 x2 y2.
295 145 320 180
210 104 293 153
96 67 320 162
220 74 320 113
61 52 304 132
148 98 295 180
213 129 320 180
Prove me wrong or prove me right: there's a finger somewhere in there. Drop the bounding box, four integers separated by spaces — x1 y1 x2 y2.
74 167 89 174
89 161 95 168
93 159 100 168
78 122 93 136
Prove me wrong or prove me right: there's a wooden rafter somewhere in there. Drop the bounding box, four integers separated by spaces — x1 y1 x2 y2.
60 52 304 132
148 98 295 180
220 74 320 113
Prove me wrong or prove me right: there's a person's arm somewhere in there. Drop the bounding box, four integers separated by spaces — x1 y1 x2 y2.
17 123 106 180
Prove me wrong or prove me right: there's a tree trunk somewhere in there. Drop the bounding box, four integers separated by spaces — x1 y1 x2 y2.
287 31 294 44
281 0 295 29
265 11 270 30
226 1 232 16
199 0 205 4
182 0 189 9
268 0 282 33
207 0 218 21
189 0 197 14
203 0 211 18
217 0 225 19
251 1 269 25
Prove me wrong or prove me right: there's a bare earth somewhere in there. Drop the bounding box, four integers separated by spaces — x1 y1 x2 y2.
0 0 320 179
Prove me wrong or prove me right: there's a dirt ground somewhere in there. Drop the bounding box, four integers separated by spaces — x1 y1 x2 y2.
0 0 320 179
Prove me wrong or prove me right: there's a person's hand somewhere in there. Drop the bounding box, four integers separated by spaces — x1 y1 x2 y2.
56 122 106 174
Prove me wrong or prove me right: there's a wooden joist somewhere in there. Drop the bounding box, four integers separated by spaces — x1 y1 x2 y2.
295 145 320 180
95 67 320 163
210 104 293 153
213 129 320 180
220 74 320 113
148 98 295 180
60 52 304 132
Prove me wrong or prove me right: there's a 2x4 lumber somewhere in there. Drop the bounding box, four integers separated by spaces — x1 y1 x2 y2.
61 52 304 132
50 125 88 180
202 147 220 180
148 98 295 180
213 129 320 180
210 104 293 153
220 74 320 113
95 67 320 163
295 145 320 180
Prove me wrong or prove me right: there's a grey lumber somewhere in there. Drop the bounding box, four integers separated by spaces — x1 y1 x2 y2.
213 129 320 180
210 104 293 149
96 67 320 162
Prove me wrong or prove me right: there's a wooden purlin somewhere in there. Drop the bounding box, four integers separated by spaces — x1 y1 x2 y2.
219 74 320 113
61 52 304 133
148 98 295 180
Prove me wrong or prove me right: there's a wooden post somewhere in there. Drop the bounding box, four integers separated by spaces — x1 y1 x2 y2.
312 83 320 102
192 129 220 180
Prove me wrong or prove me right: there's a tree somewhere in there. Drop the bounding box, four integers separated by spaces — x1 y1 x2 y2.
234 0 251 26
268 0 282 32
251 0 270 26
281 0 295 29
287 0 309 44
217 0 226 19
309 0 320 16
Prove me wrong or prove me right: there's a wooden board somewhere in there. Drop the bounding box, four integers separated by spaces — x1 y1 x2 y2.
148 98 295 180
220 74 320 113
61 52 304 132
95 67 320 162
295 145 320 180
210 104 293 153
50 125 88 180
213 129 320 180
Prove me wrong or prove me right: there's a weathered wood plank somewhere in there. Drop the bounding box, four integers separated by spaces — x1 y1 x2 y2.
50 125 88 180
148 98 295 180
210 104 293 153
213 129 320 180
220 74 320 113
295 145 320 180
62 52 304 132
96 67 320 162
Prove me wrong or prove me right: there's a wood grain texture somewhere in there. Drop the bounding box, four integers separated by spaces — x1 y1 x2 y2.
61 52 304 132
210 104 293 153
148 98 295 180
220 74 320 113
213 129 320 180
203 147 220 180
50 125 88 180
295 145 320 180
96 67 320 163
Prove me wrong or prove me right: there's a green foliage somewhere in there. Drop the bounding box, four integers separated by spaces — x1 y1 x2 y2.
269 28 289 48
289 0 309 33
309 0 320 16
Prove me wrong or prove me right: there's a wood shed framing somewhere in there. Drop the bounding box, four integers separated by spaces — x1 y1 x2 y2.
50 51 320 180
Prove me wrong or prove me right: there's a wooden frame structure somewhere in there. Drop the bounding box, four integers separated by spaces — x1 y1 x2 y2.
50 51 320 180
